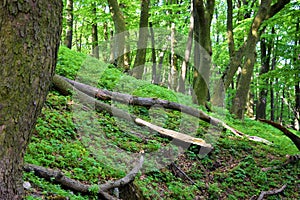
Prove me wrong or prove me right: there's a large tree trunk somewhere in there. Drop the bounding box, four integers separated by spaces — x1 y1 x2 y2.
132 0 150 79
107 0 129 71
0 1 62 199
231 0 290 119
64 0 73 49
192 0 214 106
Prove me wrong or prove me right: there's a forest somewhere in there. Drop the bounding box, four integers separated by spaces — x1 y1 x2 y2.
0 0 299 199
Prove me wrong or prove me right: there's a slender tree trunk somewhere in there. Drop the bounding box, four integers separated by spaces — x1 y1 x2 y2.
231 0 273 119
64 0 73 49
192 0 215 105
132 0 150 79
103 22 109 62
213 0 290 109
178 0 194 93
92 4 99 59
168 23 178 90
294 19 300 130
0 1 62 198
256 35 272 119
149 22 157 84
158 47 167 84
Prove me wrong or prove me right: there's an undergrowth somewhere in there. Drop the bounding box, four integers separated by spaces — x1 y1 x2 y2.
24 46 299 199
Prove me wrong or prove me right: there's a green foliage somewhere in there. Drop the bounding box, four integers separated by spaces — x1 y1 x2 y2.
56 46 86 79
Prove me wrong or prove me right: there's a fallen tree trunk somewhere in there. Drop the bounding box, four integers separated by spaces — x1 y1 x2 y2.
23 155 144 200
53 75 271 145
259 119 300 151
52 75 212 148
55 75 271 144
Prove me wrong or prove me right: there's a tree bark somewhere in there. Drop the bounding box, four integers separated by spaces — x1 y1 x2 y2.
132 0 150 79
0 1 62 199
192 0 214 106
177 0 194 93
64 0 73 49
149 22 158 84
256 35 272 119
92 3 99 59
107 0 129 71
168 23 178 90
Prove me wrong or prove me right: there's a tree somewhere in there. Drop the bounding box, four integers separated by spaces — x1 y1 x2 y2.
0 0 62 198
91 2 99 59
132 0 150 79
64 0 74 49
192 0 215 105
107 0 130 71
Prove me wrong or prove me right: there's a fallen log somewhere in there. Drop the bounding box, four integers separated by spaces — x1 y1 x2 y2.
52 75 212 148
23 155 144 199
55 75 271 144
259 119 300 151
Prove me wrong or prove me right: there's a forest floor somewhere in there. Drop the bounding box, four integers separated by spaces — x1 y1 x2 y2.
24 47 299 200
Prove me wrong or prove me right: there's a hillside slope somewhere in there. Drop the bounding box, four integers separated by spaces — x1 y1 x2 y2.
24 47 299 200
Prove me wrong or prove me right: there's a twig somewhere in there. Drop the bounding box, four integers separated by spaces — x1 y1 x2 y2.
257 184 287 200
170 162 196 185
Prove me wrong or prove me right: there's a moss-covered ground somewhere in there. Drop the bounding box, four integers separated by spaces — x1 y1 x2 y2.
24 47 299 200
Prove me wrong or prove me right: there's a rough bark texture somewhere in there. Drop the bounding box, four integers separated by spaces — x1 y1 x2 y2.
64 0 73 49
192 0 215 105
0 0 62 199
132 0 150 79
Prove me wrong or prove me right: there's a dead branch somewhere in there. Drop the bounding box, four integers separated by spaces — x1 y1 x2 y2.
54 75 271 145
23 155 144 199
257 184 287 200
52 75 212 148
259 119 300 151
169 162 195 185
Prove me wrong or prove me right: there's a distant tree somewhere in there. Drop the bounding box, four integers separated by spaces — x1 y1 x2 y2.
64 0 74 49
91 2 99 59
107 0 130 71
132 0 150 79
0 0 62 198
